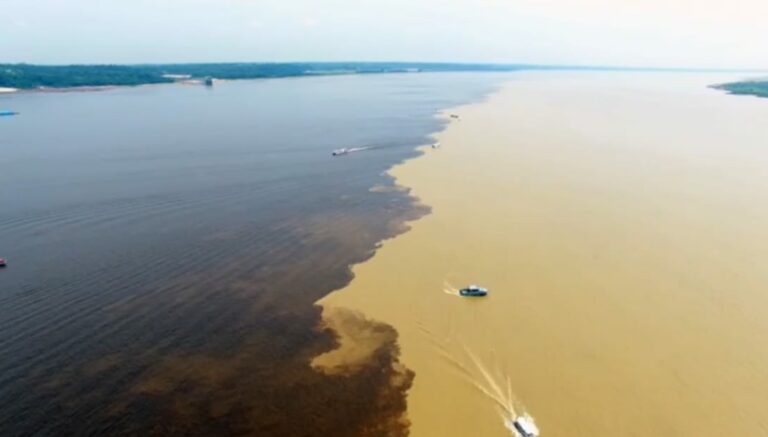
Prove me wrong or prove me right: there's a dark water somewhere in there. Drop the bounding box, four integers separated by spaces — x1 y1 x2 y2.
0 73 502 436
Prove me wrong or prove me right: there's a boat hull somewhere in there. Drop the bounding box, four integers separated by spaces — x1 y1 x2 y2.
459 290 487 297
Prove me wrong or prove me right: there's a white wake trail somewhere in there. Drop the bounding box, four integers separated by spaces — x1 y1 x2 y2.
454 343 540 435
443 280 461 297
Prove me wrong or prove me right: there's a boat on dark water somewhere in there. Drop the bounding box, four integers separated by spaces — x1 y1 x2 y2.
0 258 7 267
0 110 19 117
332 146 374 156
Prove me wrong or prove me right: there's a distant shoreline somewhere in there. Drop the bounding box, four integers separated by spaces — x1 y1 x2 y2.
712 79 768 98
0 62 528 92
3 62 764 94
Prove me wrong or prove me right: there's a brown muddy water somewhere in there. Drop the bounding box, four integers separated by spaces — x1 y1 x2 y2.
317 71 768 436
0 73 503 436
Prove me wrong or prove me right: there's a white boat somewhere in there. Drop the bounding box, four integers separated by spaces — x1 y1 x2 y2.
332 148 350 156
511 415 540 437
459 285 488 297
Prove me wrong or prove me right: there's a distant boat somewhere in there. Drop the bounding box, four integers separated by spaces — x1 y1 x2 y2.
332 148 350 156
332 146 374 156
0 111 19 117
0 258 7 268
459 285 488 297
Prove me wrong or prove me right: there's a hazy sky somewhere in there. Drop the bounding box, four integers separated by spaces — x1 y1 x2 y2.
1 0 766 68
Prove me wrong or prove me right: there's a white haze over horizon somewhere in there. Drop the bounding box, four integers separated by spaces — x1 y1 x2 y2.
1 0 766 69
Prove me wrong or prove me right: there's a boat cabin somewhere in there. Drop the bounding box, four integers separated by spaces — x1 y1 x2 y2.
459 285 488 297
512 415 540 437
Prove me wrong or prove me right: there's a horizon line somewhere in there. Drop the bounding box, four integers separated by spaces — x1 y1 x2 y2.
2 60 766 74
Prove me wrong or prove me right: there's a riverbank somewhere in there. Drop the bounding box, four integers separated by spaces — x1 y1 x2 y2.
713 78 768 98
315 71 768 436
0 62 529 91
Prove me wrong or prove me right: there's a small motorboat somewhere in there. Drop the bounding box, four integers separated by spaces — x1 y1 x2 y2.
332 148 350 156
459 285 488 297
0 110 19 117
510 415 540 437
0 258 7 268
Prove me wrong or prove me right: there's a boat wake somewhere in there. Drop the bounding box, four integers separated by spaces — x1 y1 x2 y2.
332 146 377 156
419 280 539 435
460 345 526 435
347 146 374 153
431 336 537 436
442 280 461 297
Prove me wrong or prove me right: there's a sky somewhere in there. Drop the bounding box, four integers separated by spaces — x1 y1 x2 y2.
1 0 766 69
